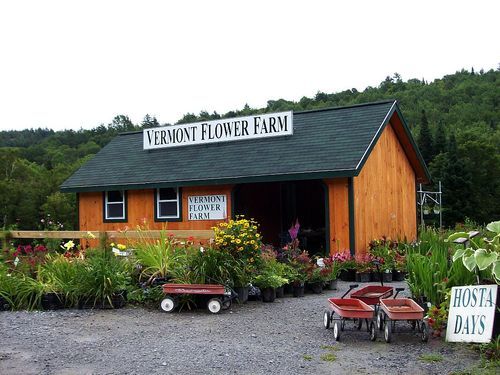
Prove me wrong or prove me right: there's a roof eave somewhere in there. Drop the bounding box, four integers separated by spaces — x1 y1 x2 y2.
60 169 357 193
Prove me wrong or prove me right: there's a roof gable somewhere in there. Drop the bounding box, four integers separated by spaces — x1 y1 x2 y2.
61 100 429 192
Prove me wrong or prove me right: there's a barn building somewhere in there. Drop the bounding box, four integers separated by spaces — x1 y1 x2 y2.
61 100 430 255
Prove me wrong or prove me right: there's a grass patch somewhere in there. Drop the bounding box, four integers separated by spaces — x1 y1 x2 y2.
320 353 337 362
320 345 339 351
419 353 444 363
302 354 313 361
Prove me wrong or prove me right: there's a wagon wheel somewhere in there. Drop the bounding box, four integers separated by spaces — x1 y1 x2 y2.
421 321 429 342
333 321 341 341
410 320 417 330
207 298 222 314
370 322 377 341
391 320 397 333
384 320 392 343
160 296 176 313
340 319 346 331
377 311 384 331
323 310 331 329
356 318 363 330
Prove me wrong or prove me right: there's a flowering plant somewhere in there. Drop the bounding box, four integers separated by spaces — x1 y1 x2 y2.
4 244 48 276
213 216 262 265
355 253 375 273
322 256 341 280
331 250 356 270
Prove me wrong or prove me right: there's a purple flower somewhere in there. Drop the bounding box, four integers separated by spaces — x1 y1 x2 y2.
288 219 300 240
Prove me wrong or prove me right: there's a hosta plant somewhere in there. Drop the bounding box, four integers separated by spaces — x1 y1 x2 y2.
448 220 500 284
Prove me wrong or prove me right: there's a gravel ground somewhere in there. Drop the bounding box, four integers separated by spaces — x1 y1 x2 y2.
0 281 488 375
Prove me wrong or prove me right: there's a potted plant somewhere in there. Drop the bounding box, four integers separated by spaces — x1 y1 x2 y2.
289 250 311 297
355 254 373 283
392 253 407 281
333 251 356 281
306 266 324 294
253 273 287 302
322 256 340 290
422 205 431 215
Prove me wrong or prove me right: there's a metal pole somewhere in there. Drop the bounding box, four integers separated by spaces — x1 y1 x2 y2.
438 181 442 230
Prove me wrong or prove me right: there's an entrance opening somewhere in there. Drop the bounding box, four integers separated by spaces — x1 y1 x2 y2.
233 180 327 256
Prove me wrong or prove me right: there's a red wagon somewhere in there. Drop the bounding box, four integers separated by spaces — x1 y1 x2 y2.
160 283 236 314
378 297 428 343
323 286 378 341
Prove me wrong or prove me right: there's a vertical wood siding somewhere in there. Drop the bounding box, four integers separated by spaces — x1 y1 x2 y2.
353 122 417 253
79 185 234 232
324 178 350 254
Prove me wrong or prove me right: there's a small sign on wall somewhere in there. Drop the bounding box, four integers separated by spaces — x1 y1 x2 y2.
446 284 498 343
188 195 227 221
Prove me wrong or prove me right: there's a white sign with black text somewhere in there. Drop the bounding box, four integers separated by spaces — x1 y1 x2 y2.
188 195 227 221
143 111 293 150
446 284 498 343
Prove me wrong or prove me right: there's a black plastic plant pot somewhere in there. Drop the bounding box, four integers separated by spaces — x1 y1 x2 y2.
355 272 371 283
340 269 356 281
324 279 338 290
234 286 249 304
293 284 305 298
41 293 63 310
275 286 285 298
261 287 276 302
392 270 406 282
382 272 393 283
0 296 10 311
308 282 323 294
284 283 294 295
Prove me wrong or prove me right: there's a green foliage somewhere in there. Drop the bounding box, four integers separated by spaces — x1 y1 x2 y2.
76 249 131 307
406 227 475 305
448 220 500 283
132 231 178 283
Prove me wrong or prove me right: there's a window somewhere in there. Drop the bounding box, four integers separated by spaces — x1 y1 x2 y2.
104 190 127 221
155 188 181 221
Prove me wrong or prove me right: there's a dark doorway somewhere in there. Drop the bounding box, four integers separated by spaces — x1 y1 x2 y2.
233 180 327 255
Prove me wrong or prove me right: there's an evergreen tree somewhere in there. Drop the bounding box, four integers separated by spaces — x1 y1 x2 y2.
434 121 447 156
439 134 473 226
418 110 434 163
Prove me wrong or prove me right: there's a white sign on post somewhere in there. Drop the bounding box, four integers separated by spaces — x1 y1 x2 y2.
143 111 293 150
188 195 227 221
446 284 498 343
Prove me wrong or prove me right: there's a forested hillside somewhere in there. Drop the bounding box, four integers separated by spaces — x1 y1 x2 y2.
0 68 498 230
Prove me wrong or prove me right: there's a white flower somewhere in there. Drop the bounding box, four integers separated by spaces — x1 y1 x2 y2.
200 246 205 253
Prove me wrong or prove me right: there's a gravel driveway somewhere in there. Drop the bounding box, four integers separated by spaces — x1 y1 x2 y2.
0 281 485 375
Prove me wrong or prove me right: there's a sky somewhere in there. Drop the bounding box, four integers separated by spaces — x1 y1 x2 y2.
0 0 498 131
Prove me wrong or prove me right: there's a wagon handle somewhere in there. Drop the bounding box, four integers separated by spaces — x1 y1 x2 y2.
372 260 383 286
342 284 359 299
394 287 405 299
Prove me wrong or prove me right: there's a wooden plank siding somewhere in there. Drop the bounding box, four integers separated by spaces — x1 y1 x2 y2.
324 178 350 254
353 121 417 253
79 185 234 233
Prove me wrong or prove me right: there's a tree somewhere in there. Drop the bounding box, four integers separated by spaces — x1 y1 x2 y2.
418 110 434 163
434 122 447 156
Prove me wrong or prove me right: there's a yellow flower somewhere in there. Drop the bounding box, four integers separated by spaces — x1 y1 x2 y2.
236 239 241 244
117 244 126 250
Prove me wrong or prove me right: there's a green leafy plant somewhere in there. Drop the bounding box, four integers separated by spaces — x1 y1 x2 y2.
132 230 178 283
76 248 131 307
448 221 500 283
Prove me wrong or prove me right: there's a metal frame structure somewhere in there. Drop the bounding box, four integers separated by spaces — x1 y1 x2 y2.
417 181 442 229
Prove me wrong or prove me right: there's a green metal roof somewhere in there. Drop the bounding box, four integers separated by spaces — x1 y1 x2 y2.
61 100 430 192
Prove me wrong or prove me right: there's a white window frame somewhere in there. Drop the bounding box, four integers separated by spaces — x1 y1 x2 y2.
105 190 126 220
156 187 180 220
